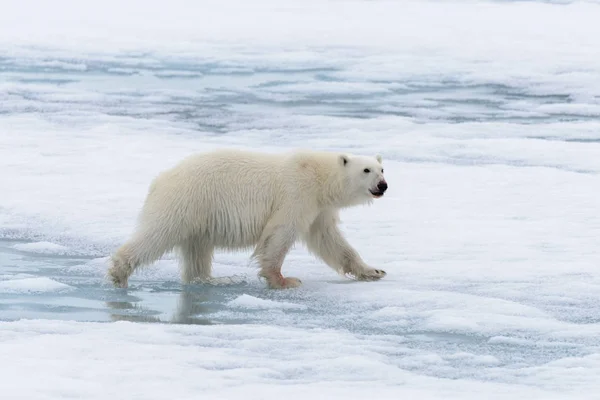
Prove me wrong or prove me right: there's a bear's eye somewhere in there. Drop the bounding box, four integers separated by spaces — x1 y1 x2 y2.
363 168 371 173
381 169 384 173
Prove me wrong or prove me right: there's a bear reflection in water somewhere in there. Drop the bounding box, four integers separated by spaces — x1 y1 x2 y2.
106 286 216 325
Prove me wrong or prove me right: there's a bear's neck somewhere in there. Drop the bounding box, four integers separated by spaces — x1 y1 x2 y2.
318 174 349 208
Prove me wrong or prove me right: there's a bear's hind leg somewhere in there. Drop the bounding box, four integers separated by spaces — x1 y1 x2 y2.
179 236 214 284
108 228 179 288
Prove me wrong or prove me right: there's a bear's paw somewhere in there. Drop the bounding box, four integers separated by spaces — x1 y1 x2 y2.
351 268 387 282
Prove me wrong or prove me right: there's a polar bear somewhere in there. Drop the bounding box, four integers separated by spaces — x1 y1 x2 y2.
108 148 388 289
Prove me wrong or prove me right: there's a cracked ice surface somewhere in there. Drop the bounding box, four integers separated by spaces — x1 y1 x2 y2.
1 0 600 398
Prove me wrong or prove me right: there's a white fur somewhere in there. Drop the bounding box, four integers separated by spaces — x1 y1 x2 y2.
107 148 388 289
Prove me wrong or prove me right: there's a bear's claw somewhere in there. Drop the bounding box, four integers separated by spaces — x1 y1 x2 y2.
107 268 129 288
351 268 387 282
107 256 131 289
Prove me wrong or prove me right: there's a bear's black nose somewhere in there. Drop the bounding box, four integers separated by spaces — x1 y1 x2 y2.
377 181 388 193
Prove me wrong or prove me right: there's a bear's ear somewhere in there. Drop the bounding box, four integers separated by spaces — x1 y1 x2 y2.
339 154 349 166
376 154 383 164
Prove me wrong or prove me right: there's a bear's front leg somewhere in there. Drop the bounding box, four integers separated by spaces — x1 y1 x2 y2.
252 223 302 289
303 210 387 282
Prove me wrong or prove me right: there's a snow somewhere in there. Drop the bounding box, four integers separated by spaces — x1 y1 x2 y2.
0 276 72 294
12 242 71 255
1 0 600 398
228 294 308 311
0 319 594 400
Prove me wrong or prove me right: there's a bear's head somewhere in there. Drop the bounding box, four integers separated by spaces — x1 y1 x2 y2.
338 153 388 207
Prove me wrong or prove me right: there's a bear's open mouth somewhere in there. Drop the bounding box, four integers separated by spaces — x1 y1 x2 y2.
369 189 384 198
